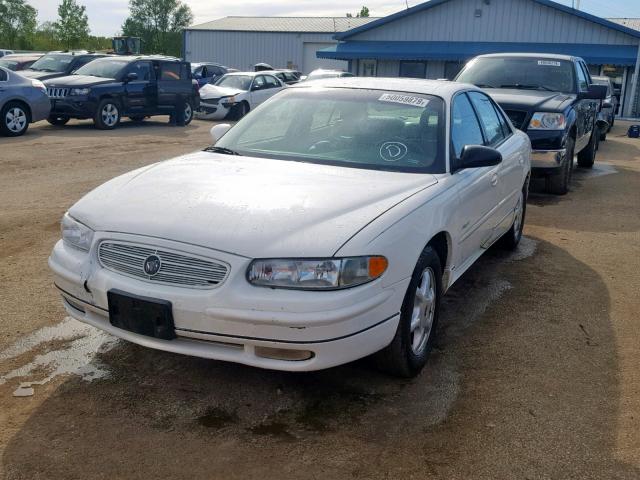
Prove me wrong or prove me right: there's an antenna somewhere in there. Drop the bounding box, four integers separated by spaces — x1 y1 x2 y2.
405 0 410 9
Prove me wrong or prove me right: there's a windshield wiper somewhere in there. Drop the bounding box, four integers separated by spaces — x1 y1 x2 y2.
500 84 554 91
204 146 241 156
474 83 498 89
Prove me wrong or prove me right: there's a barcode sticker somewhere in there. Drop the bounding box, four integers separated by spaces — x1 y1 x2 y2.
378 93 429 108
538 60 561 67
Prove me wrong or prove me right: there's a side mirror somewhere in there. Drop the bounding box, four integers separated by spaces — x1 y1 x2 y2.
602 101 613 109
251 83 262 91
210 123 232 143
455 145 502 171
125 72 138 82
581 84 607 100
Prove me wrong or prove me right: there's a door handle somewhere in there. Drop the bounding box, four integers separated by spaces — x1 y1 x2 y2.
490 173 499 187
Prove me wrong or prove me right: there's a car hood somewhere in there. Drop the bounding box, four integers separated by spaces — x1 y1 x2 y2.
20 70 64 80
70 152 438 258
44 75 115 87
199 84 245 100
484 88 575 111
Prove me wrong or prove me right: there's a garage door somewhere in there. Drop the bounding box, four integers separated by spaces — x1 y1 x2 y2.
302 43 348 74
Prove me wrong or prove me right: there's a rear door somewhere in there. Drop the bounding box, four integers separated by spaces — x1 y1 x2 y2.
123 61 155 114
156 61 191 113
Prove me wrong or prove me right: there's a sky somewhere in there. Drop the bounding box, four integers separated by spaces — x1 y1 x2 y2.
28 0 640 37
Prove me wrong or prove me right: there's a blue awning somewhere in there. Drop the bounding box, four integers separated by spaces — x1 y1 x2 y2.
317 41 638 66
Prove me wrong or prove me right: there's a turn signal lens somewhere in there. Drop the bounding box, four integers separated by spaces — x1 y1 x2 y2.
368 256 388 278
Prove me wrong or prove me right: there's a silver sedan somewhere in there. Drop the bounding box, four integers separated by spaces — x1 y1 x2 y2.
0 66 51 136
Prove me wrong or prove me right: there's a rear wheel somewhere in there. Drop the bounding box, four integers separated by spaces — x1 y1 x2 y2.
1 101 30 137
374 246 442 377
94 99 121 130
546 137 574 195
47 115 70 126
184 100 194 125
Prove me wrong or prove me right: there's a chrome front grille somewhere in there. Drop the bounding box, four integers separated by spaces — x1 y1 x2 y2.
47 87 69 99
98 241 229 288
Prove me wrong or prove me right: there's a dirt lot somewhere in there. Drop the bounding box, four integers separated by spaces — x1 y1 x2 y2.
1 118 639 479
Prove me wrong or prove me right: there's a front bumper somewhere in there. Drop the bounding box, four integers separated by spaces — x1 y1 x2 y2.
195 100 230 120
531 149 566 174
30 92 52 122
48 233 406 371
49 97 97 119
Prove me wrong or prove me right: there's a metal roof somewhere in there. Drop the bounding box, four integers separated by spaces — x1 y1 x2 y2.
609 18 640 31
335 0 640 40
188 16 379 33
317 41 639 66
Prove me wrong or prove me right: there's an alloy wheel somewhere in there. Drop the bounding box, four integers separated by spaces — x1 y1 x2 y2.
6 107 27 133
101 103 119 127
410 267 436 355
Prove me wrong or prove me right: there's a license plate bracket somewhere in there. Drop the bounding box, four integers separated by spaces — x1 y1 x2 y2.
108 289 175 340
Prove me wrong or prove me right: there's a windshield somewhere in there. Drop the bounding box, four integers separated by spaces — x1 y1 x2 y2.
29 54 73 73
457 57 576 93
0 60 18 70
215 88 446 173
215 75 252 90
73 58 128 78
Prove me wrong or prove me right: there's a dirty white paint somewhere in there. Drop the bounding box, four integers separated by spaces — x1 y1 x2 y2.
0 317 119 396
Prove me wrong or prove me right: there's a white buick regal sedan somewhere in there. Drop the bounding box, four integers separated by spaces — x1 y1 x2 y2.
49 78 531 377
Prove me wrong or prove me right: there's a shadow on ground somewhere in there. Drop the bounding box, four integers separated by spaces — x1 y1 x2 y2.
2 237 637 479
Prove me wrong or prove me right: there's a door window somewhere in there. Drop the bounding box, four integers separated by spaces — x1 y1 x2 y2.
576 62 589 92
451 93 485 159
159 62 183 81
129 61 152 81
468 92 506 146
252 75 266 90
264 75 280 88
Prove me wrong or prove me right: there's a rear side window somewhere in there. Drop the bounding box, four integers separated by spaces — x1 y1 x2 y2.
451 93 485 159
160 62 186 81
468 92 506 146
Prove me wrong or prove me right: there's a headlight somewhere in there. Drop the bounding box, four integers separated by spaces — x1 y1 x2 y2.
61 213 94 251
247 256 388 290
528 112 566 130
221 95 236 106
70 88 90 96
31 80 46 93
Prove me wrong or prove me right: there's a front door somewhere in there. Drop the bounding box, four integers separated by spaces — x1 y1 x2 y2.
123 61 155 114
249 75 272 107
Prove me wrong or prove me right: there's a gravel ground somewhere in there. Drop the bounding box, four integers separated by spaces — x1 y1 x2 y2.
0 118 638 479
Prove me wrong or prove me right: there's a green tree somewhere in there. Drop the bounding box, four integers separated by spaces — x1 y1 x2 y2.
122 0 193 57
359 6 370 17
0 0 37 49
54 0 89 49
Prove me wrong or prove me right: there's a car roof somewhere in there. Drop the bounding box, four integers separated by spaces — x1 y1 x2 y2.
224 71 277 77
2 53 42 60
89 55 182 63
192 62 224 67
475 52 577 61
291 77 477 99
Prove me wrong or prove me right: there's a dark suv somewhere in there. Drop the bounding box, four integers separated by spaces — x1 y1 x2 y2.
456 53 606 195
20 51 106 81
44 56 199 129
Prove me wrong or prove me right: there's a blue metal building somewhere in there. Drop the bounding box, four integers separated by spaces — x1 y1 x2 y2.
318 0 640 117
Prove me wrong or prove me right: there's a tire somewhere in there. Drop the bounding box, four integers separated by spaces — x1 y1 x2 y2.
184 100 194 125
94 99 121 130
546 136 574 195
577 129 597 169
47 115 70 126
599 131 607 142
374 246 442 378
1 101 30 137
129 115 145 122
230 101 249 120
608 116 614 131
498 184 527 250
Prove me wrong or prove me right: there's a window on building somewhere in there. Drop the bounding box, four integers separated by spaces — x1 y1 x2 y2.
359 60 377 77
399 61 427 78
451 93 485 159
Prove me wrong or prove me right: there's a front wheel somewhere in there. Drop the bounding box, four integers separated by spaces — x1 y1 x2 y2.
94 99 121 130
498 185 527 250
184 100 194 125
546 137 574 195
374 246 442 377
230 101 249 120
1 101 30 137
577 129 597 169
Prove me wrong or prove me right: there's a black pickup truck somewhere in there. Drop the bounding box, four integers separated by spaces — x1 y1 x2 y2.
456 53 607 195
43 55 199 129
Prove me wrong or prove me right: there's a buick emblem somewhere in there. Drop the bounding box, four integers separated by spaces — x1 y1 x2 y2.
143 254 161 276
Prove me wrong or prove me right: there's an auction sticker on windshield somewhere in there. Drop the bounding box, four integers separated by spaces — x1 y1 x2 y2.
378 93 429 108
538 60 561 67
